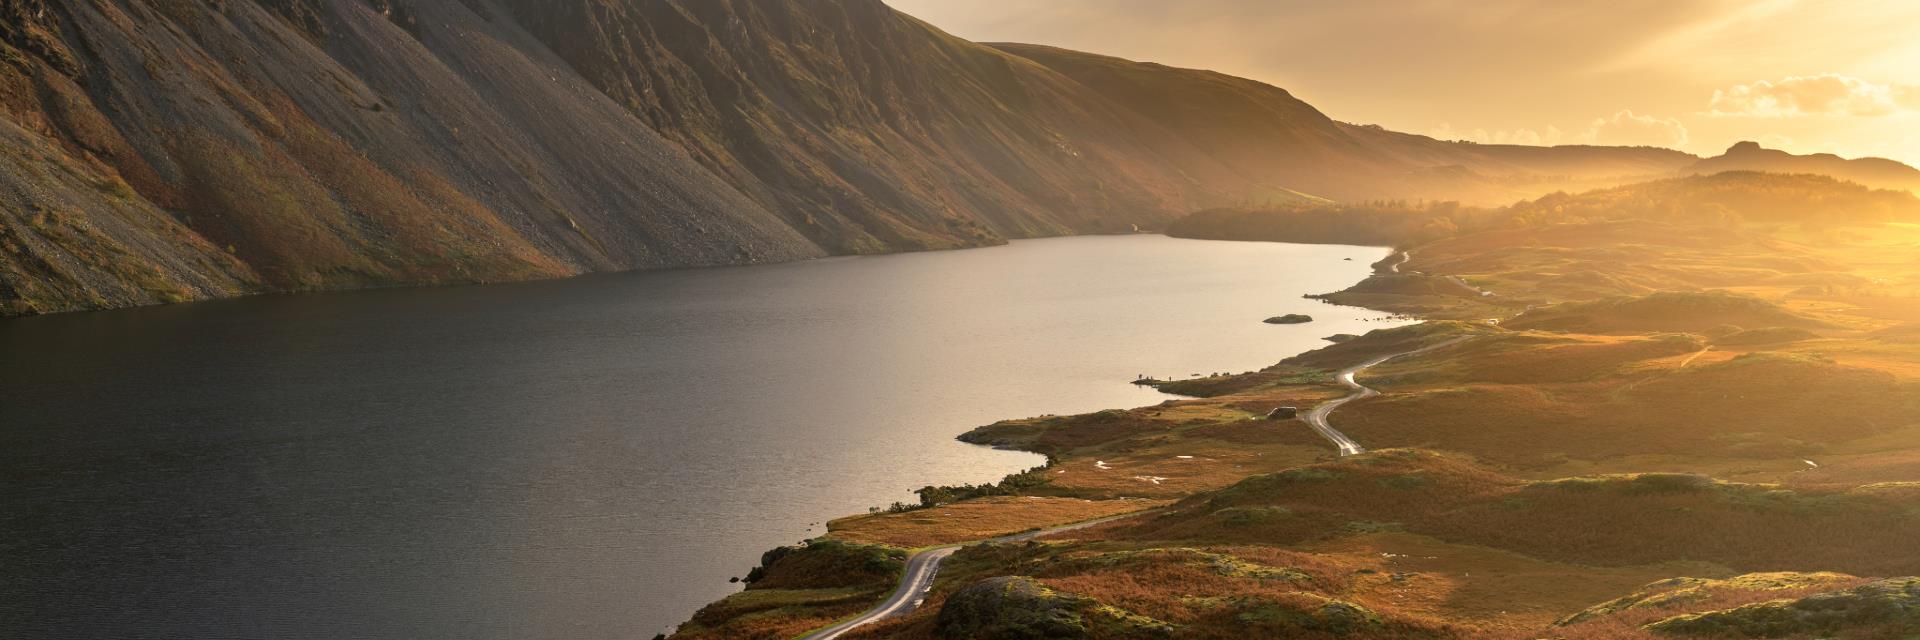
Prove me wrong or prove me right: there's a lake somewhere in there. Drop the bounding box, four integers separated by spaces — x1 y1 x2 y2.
0 235 1402 638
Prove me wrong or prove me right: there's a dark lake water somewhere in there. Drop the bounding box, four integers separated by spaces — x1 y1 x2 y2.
0 235 1401 638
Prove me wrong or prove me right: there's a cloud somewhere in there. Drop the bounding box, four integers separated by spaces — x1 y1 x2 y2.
1430 123 1564 146
1707 74 1920 117
1580 109 1689 147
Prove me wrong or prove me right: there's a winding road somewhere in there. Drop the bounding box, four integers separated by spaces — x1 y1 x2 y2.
1385 249 1411 274
1384 250 1493 298
802 260 1478 637
1303 336 1472 457
799 510 1155 640
804 336 1472 638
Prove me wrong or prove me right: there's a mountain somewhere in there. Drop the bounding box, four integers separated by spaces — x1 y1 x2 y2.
1685 141 1920 193
0 0 1703 316
498 0 1258 253
1 0 822 316
993 43 1698 203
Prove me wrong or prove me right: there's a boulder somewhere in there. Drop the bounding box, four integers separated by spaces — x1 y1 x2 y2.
1264 314 1314 325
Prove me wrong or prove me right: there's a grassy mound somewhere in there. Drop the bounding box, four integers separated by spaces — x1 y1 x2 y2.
671 540 906 639
1644 577 1920 638
745 539 906 590
1434 332 1705 384
1714 326 1823 346
1557 573 1867 627
1322 274 1489 298
933 540 1441 640
936 575 1099 639
1109 451 1920 576
1196 594 1392 638
1338 346 1918 467
1042 548 1317 585
1505 291 1829 335
933 574 1176 640
1153 366 1332 398
962 409 1184 457
1281 322 1494 370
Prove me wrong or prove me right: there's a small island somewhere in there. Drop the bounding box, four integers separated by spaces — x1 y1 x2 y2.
1263 314 1313 325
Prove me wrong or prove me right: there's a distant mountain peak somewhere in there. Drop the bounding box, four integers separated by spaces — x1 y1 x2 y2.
1687 141 1920 192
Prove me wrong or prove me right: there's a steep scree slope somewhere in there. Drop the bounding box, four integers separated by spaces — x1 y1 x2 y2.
1 0 1702 315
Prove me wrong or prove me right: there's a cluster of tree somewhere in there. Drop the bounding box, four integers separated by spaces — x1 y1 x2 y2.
875 464 1055 513
1167 171 1920 248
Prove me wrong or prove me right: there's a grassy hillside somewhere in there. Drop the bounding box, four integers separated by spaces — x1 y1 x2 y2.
678 183 1920 639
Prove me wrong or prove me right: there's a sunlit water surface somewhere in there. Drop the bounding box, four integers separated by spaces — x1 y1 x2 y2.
0 235 1405 638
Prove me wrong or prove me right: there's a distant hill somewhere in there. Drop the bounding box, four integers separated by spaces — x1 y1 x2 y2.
1506 171 1920 225
1169 171 1920 249
1685 142 1920 193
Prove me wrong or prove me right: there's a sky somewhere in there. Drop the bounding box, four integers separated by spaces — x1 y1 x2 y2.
886 0 1920 164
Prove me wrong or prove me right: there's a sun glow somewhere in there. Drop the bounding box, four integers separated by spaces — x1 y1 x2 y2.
889 0 1920 165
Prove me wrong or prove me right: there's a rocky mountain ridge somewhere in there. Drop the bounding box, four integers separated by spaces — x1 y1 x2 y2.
0 0 1735 316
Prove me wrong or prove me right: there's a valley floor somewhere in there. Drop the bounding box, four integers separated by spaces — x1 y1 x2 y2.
671 216 1920 640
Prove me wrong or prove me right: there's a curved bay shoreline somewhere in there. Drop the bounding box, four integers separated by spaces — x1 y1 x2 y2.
669 245 1426 638
676 200 1920 639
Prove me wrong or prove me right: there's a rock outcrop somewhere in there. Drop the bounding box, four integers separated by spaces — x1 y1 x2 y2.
1646 577 1920 637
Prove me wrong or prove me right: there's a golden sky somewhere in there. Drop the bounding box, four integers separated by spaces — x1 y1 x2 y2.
888 0 1920 164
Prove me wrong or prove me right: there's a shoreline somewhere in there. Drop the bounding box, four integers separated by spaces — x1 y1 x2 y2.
679 196 1920 634
674 242 1421 637
1 229 1192 320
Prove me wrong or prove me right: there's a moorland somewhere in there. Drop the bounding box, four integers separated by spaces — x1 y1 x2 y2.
672 171 1920 640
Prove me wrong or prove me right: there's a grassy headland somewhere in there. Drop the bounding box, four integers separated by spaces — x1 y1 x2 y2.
674 171 1920 639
